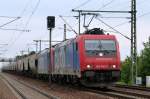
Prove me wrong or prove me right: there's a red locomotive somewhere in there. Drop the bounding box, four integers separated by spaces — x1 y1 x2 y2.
50 28 121 87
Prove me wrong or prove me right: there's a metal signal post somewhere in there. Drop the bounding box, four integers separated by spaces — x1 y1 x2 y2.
47 16 55 84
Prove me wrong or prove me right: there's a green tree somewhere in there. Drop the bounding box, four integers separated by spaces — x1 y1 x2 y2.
138 38 150 77
121 56 131 84
121 37 150 84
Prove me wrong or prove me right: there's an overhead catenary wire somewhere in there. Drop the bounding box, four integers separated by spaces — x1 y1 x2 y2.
72 1 129 35
113 11 150 28
138 11 150 18
73 0 92 10
2 0 33 52
57 27 73 32
0 17 21 28
108 0 147 12
0 16 20 19
59 15 77 34
113 21 130 28
98 0 116 10
87 0 130 30
0 28 30 32
96 0 131 29
96 16 131 40
99 16 130 19
72 0 149 39
12 0 41 43
0 44 8 49
58 15 79 18
72 0 131 35
20 0 33 17
1 0 32 56
101 0 150 28
3 0 41 56
24 0 41 27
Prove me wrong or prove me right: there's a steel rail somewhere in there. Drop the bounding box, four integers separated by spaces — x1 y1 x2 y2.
114 84 150 92
81 88 136 99
1 74 59 99
109 86 150 99
15 78 58 99
0 75 27 99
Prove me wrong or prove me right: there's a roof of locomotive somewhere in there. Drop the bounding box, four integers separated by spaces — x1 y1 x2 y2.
76 33 116 40
78 28 116 40
54 34 117 49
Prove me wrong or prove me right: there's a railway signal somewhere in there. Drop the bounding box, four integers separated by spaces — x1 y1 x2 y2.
47 16 55 84
47 16 55 29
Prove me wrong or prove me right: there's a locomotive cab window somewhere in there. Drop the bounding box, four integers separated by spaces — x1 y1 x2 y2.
85 40 116 57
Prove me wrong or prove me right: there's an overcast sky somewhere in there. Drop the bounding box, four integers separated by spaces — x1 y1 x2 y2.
0 0 150 68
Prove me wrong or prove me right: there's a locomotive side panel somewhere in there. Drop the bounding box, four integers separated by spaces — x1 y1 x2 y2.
53 40 80 76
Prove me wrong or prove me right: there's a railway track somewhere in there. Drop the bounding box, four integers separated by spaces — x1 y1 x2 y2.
108 85 150 99
81 88 136 99
81 86 150 99
114 84 150 91
75 84 150 99
109 87 150 99
2 73 150 99
65 84 136 98
0 73 58 99
1 76 27 99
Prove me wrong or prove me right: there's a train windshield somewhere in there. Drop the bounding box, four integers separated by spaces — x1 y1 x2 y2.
85 40 116 57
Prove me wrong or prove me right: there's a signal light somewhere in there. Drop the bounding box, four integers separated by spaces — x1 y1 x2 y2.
47 16 55 29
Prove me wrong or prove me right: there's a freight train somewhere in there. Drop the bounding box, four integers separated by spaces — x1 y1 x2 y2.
2 28 121 87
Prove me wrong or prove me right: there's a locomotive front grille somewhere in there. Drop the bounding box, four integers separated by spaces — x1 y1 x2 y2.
83 70 120 83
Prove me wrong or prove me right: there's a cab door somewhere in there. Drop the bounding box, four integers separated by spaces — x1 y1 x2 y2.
73 41 80 74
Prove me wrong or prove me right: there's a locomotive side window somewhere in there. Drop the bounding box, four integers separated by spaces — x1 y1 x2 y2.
85 40 116 57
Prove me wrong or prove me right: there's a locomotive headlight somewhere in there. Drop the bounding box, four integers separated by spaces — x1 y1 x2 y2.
87 65 91 69
112 65 116 68
99 53 103 56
